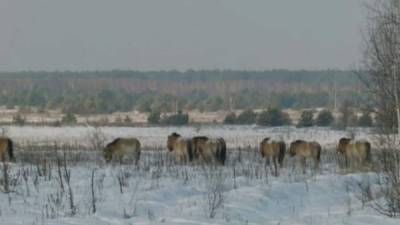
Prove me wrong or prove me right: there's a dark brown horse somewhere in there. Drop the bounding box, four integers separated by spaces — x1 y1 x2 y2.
103 138 141 164
289 140 321 173
259 138 286 176
192 136 226 165
0 137 15 162
337 138 371 168
167 133 193 163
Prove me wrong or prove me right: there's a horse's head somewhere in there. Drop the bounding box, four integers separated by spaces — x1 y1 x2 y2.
262 137 270 143
337 138 351 154
259 138 270 158
167 133 181 152
289 140 303 157
103 145 113 163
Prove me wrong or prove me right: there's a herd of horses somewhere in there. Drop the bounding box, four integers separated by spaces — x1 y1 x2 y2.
0 134 372 174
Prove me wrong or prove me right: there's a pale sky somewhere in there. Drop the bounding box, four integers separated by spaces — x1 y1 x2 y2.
0 0 367 71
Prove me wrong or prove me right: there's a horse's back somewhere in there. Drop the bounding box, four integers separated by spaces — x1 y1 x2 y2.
109 138 141 156
260 139 282 157
354 140 371 160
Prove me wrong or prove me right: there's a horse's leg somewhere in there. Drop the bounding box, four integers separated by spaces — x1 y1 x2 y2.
119 155 123 165
267 157 274 175
314 157 320 173
302 157 306 174
180 155 185 164
273 156 278 177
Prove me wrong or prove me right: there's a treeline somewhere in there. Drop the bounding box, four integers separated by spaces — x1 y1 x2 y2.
223 107 374 128
0 70 363 114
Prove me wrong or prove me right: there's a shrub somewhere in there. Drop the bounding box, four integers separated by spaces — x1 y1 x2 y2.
315 110 334 126
61 113 77 124
297 110 314 128
358 112 373 127
147 112 161 124
223 113 237 124
256 108 291 126
236 109 257 124
124 115 132 123
13 114 26 126
161 111 189 125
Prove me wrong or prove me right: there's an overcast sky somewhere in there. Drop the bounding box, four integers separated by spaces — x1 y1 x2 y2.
0 0 368 71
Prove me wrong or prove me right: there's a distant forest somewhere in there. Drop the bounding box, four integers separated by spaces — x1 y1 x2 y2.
0 70 364 114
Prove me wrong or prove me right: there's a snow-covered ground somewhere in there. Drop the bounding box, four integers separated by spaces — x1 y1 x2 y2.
0 126 397 225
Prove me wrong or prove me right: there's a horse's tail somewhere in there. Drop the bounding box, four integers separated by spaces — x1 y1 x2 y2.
316 144 322 163
217 138 227 165
278 141 286 167
365 142 372 163
135 140 141 165
7 139 15 162
187 140 194 162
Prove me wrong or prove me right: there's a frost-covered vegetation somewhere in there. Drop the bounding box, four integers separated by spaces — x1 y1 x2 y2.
0 126 399 225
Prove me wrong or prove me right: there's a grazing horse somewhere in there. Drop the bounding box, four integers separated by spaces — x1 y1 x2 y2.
167 133 193 163
103 138 141 164
337 138 371 168
192 136 226 165
289 140 321 174
259 138 286 176
0 137 15 162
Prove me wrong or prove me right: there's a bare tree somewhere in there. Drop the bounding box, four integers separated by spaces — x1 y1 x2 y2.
204 168 225 218
361 0 400 137
360 0 400 217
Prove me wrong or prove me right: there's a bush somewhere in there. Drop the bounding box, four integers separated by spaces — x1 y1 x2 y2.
61 113 77 124
315 110 334 126
223 113 237 124
338 100 355 129
358 112 373 127
236 109 257 124
124 115 132 123
162 111 189 125
147 112 161 124
13 114 26 126
297 110 314 128
256 108 291 126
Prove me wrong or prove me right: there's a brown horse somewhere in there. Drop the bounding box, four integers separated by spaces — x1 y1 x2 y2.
259 138 286 176
0 137 15 162
289 140 321 174
192 136 226 165
167 133 193 163
103 138 141 164
337 138 371 168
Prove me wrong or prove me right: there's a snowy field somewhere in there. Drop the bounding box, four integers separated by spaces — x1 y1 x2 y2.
0 125 398 225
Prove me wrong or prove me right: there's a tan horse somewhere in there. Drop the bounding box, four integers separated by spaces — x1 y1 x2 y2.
103 138 141 164
192 136 226 165
259 138 286 176
289 140 321 174
167 133 193 163
337 138 371 168
0 137 15 162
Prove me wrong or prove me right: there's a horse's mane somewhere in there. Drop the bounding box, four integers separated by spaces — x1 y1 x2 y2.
339 137 352 144
107 138 121 147
262 137 270 143
293 139 306 144
170 132 181 138
193 136 209 141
